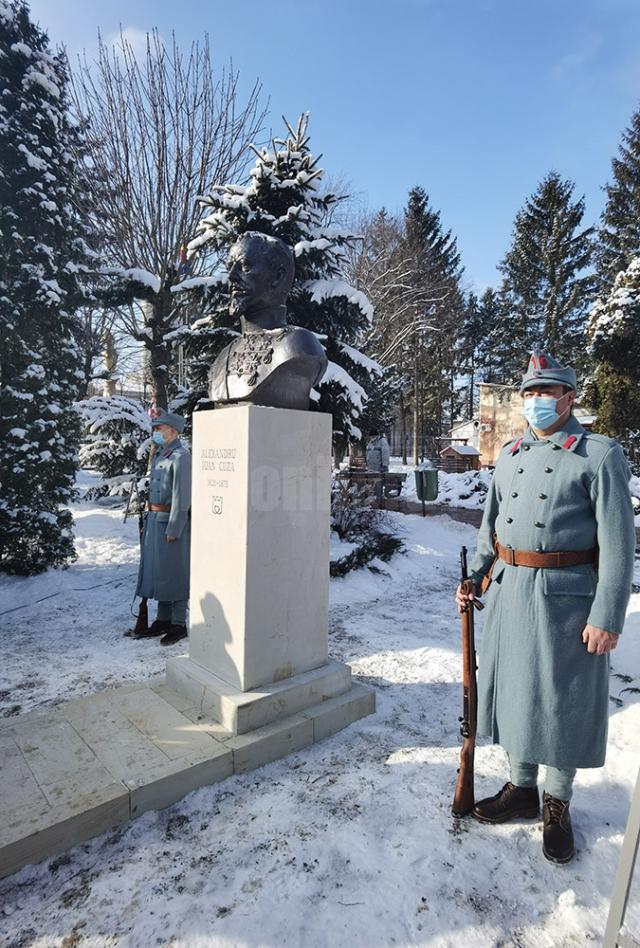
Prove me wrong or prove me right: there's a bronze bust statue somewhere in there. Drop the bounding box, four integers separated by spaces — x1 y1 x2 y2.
208 232 328 411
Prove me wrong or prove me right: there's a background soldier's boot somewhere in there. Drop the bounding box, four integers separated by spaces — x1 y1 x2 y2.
542 792 575 864
159 624 188 646
134 619 171 639
472 782 540 824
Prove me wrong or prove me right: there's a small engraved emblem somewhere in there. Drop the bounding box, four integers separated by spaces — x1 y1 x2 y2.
212 496 223 515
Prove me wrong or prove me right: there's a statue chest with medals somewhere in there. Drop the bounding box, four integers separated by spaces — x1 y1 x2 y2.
208 323 327 412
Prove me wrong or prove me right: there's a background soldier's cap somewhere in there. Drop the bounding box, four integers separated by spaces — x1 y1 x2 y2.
519 350 577 394
151 409 185 433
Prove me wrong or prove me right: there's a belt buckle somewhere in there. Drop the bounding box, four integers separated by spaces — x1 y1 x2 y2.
505 547 516 566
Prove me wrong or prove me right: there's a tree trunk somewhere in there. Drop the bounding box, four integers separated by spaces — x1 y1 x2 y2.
400 390 407 465
141 284 176 410
468 354 475 420
103 330 118 397
413 344 419 467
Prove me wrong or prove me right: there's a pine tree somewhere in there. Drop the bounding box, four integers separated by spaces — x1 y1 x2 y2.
457 291 488 418
479 285 530 385
175 115 381 447
597 106 640 290
0 1 89 574
587 257 640 469
498 172 596 370
401 186 465 460
77 395 151 481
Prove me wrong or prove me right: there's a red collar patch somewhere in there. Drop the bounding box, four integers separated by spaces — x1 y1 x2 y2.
561 435 577 451
510 437 523 454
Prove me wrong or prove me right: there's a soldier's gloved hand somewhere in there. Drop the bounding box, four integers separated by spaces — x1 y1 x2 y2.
582 624 619 654
455 581 477 615
166 535 177 543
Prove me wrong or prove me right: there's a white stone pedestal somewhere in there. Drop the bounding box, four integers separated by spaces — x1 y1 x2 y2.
166 404 374 764
183 404 331 692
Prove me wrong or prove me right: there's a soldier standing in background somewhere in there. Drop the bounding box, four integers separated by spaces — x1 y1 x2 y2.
366 429 390 474
366 429 391 508
135 409 191 646
455 351 635 864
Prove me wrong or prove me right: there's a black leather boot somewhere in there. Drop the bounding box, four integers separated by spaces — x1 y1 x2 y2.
134 618 171 638
472 782 540 824
542 792 575 864
159 624 188 646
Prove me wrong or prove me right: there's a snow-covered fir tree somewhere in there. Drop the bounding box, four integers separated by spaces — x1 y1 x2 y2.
587 257 640 468
77 395 151 481
0 1 91 574
173 114 381 448
401 186 465 459
597 106 640 291
498 171 596 375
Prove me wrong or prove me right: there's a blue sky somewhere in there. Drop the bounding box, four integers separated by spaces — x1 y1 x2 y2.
31 0 640 293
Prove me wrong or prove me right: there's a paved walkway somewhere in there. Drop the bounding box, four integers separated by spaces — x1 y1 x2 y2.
0 670 372 880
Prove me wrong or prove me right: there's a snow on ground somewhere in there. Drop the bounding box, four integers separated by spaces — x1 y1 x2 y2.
1 472 639 947
389 457 492 509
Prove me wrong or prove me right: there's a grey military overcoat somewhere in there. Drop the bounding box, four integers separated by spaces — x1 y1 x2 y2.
136 438 192 603
469 414 635 769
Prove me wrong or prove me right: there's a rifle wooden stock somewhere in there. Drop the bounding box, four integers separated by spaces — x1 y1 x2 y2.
452 568 480 816
133 597 149 634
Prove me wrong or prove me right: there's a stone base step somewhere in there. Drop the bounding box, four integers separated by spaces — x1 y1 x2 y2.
0 677 374 880
166 655 353 734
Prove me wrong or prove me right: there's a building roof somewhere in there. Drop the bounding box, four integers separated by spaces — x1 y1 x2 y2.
440 444 480 456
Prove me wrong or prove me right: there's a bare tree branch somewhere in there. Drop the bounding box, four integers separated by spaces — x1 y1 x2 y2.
70 28 268 407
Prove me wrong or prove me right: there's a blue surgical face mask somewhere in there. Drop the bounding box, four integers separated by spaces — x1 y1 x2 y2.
152 430 165 446
522 394 568 430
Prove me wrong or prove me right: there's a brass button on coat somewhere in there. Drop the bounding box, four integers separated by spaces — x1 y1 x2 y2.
506 517 513 523
517 467 524 473
539 492 547 499
512 491 518 498
523 445 530 451
545 467 553 473
534 521 545 528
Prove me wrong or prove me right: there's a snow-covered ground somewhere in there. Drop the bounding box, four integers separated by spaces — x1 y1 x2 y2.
1 472 640 947
388 458 492 509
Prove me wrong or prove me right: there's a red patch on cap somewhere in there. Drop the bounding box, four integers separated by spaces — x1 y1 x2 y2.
562 435 577 450
538 354 548 369
531 354 537 369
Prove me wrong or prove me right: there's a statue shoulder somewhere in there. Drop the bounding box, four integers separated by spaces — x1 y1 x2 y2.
284 326 326 359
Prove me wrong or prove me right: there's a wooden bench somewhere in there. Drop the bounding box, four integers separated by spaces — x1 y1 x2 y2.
334 471 408 505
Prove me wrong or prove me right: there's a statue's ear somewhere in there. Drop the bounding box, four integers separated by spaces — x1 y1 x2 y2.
271 265 286 289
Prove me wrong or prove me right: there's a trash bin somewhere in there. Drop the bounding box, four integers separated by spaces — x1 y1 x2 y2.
415 463 438 503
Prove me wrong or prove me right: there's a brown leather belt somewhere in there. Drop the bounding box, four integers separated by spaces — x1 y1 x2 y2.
148 503 171 513
496 540 597 569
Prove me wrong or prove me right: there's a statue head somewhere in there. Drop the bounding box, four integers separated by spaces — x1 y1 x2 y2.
227 231 295 318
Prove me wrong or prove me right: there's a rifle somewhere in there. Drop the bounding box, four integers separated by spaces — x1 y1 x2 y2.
452 545 483 817
124 473 149 634
123 473 138 524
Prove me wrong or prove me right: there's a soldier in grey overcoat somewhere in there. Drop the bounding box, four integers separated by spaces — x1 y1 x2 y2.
366 431 391 473
135 409 191 646
456 350 635 864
